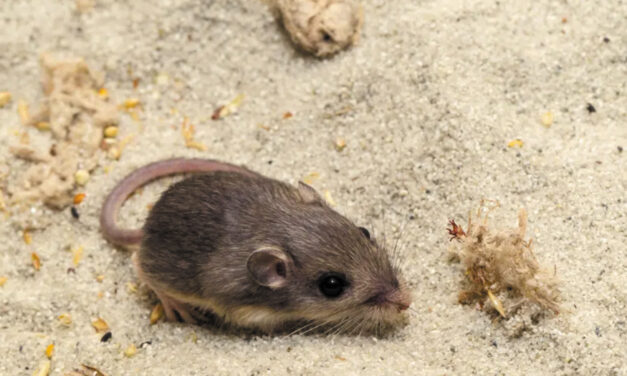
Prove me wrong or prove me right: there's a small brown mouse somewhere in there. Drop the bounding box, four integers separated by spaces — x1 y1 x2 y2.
101 158 411 334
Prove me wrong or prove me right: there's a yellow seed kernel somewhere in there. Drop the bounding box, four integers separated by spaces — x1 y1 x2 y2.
507 139 524 148
104 126 118 138
58 313 72 326
324 190 337 206
96 274 105 283
45 344 54 359
31 252 41 271
98 88 109 99
123 98 140 109
23 229 32 244
74 169 90 186
126 282 137 293
73 193 86 205
91 317 109 332
541 112 553 127
302 172 320 185
107 146 121 160
0 276 7 286
124 344 137 357
150 303 164 325
72 246 84 266
35 122 51 131
18 100 30 124
0 92 12 107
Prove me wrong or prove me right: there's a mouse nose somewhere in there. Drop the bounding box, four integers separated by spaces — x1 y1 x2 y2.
386 288 412 311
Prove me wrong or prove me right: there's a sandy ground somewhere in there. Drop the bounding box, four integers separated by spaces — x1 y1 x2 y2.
1 0 626 375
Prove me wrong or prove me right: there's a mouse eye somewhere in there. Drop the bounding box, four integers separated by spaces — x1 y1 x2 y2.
358 227 370 239
318 273 347 298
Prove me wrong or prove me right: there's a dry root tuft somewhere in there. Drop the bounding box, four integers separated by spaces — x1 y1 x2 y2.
448 201 560 318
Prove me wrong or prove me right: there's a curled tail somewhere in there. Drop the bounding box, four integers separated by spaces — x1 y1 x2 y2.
100 158 257 246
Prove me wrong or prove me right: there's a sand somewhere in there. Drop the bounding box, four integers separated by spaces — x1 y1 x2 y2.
0 0 625 375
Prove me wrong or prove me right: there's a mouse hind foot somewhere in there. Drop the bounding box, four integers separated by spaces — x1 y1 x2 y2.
153 290 206 324
132 252 206 324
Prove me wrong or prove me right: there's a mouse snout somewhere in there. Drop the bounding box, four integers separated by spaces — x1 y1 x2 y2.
367 288 412 312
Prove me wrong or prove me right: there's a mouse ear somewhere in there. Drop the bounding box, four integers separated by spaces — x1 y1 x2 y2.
247 247 292 289
297 181 322 204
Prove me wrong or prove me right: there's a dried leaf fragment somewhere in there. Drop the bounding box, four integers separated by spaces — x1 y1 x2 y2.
91 317 109 333
150 303 164 324
80 364 107 376
181 117 207 151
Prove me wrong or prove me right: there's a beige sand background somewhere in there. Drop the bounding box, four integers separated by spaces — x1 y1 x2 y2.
1 0 625 375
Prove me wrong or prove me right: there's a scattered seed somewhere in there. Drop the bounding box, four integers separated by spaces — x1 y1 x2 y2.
282 111 293 119
211 94 245 120
96 274 105 283
74 169 90 186
181 117 207 151
107 146 121 160
323 190 336 206
71 206 80 219
45 343 54 359
150 303 164 325
124 344 137 357
100 331 112 342
487 290 506 317
97 88 109 99
31 252 41 271
91 317 109 333
603 37 610 43
540 112 553 127
0 276 7 287
302 172 320 185
335 355 347 361
58 313 72 326
81 364 107 376
72 246 84 266
35 122 51 131
132 78 140 89
0 92 12 107
618 146 623 153
126 282 137 293
104 126 118 138
507 139 524 148
32 360 50 376
17 100 30 124
123 98 140 109
139 340 152 348
586 103 596 113
73 193 86 205
23 229 32 244
334 138 347 151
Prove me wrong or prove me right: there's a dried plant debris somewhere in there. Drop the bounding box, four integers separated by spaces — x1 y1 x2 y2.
8 53 119 208
448 201 560 318
271 0 364 57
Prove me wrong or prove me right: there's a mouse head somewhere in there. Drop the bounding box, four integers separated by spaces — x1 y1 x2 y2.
246 182 411 334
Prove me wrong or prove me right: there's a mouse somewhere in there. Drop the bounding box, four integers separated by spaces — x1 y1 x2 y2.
100 158 411 334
